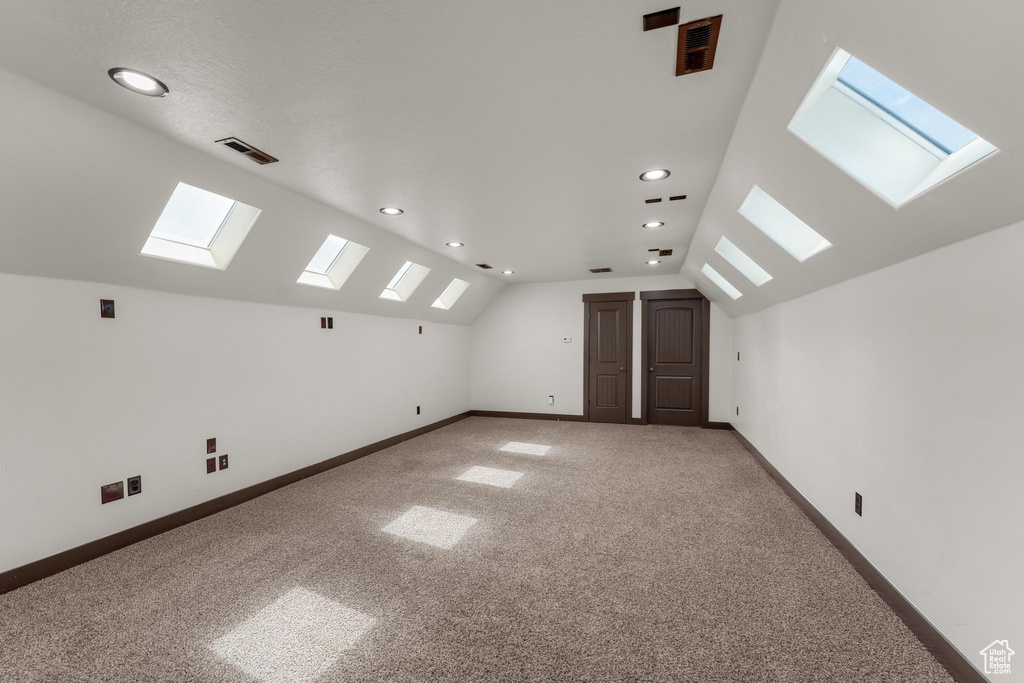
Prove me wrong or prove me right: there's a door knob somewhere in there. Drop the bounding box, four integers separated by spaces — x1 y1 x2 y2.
619 366 626 372
649 367 654 372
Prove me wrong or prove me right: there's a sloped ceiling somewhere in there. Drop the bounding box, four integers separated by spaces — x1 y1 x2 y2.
0 69 503 325
0 0 779 284
684 0 1024 315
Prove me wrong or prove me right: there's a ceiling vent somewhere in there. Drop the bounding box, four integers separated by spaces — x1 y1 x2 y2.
645 198 662 204
669 194 687 201
589 267 613 274
476 263 493 269
643 7 680 32
215 137 279 165
659 249 674 257
676 15 722 76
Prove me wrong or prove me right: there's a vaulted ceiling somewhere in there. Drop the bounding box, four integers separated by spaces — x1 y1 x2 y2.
683 0 1024 315
0 0 778 289
2 1 1021 321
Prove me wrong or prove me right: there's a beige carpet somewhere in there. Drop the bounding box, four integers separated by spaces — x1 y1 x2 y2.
0 417 952 682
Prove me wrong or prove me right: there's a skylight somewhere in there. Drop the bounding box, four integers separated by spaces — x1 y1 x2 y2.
150 183 234 248
738 186 831 263
835 57 977 155
306 235 348 274
701 264 742 300
714 236 772 286
380 261 431 302
141 182 261 269
431 278 470 310
788 48 997 206
297 234 369 291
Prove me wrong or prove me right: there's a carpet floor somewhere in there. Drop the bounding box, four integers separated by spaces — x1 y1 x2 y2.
0 417 952 682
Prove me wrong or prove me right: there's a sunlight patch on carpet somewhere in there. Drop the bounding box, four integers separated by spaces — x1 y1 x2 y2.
211 587 373 683
499 441 552 456
456 465 525 489
382 505 478 549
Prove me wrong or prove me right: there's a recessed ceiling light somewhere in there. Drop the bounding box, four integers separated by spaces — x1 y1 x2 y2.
643 221 664 229
640 169 670 182
107 68 169 97
445 241 464 248
380 207 404 216
502 270 514 275
646 259 661 265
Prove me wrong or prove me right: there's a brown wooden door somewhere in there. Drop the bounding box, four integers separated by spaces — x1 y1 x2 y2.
586 300 630 423
646 298 702 425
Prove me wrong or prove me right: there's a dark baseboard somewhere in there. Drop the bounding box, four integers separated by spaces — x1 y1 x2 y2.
704 421 732 430
730 429 984 683
470 410 586 422
0 411 472 596
628 417 646 425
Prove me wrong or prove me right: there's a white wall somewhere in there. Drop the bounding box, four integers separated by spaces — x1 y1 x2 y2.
732 219 1024 672
471 275 733 421
0 273 471 573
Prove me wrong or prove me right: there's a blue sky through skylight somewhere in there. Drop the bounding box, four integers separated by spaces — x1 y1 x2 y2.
837 57 977 154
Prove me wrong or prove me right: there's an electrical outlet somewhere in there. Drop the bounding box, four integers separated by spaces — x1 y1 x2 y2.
100 299 115 319
548 395 554 405
321 317 327 329
207 438 216 454
101 481 124 504
206 457 217 474
219 454 229 470
416 406 421 415
418 326 423 335
855 492 863 516
327 317 333 329
127 475 142 496
736 406 739 416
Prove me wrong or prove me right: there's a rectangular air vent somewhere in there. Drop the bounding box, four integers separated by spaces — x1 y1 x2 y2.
669 194 687 201
589 267 613 273
676 15 722 76
643 7 680 31
659 249 673 257
215 137 279 165
476 263 493 269
645 198 662 204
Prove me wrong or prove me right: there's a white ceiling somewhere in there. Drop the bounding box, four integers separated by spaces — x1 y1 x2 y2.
0 0 779 284
683 0 1024 315
0 68 504 325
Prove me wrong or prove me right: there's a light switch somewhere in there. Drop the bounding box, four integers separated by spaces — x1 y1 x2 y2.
562 336 572 343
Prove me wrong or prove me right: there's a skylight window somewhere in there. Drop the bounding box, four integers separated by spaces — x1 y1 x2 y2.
835 57 977 155
379 261 431 302
738 186 831 263
789 48 997 206
700 264 742 300
714 236 772 286
431 278 470 310
297 234 369 291
141 182 261 269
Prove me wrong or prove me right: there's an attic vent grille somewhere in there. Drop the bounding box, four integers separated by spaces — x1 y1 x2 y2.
589 267 613 273
676 15 722 76
684 23 713 50
215 137 279 165
476 263 493 269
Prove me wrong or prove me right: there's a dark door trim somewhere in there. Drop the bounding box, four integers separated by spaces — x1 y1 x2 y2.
582 292 635 422
640 289 711 427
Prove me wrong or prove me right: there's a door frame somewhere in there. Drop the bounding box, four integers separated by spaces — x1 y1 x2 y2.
582 291 635 423
640 289 710 427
